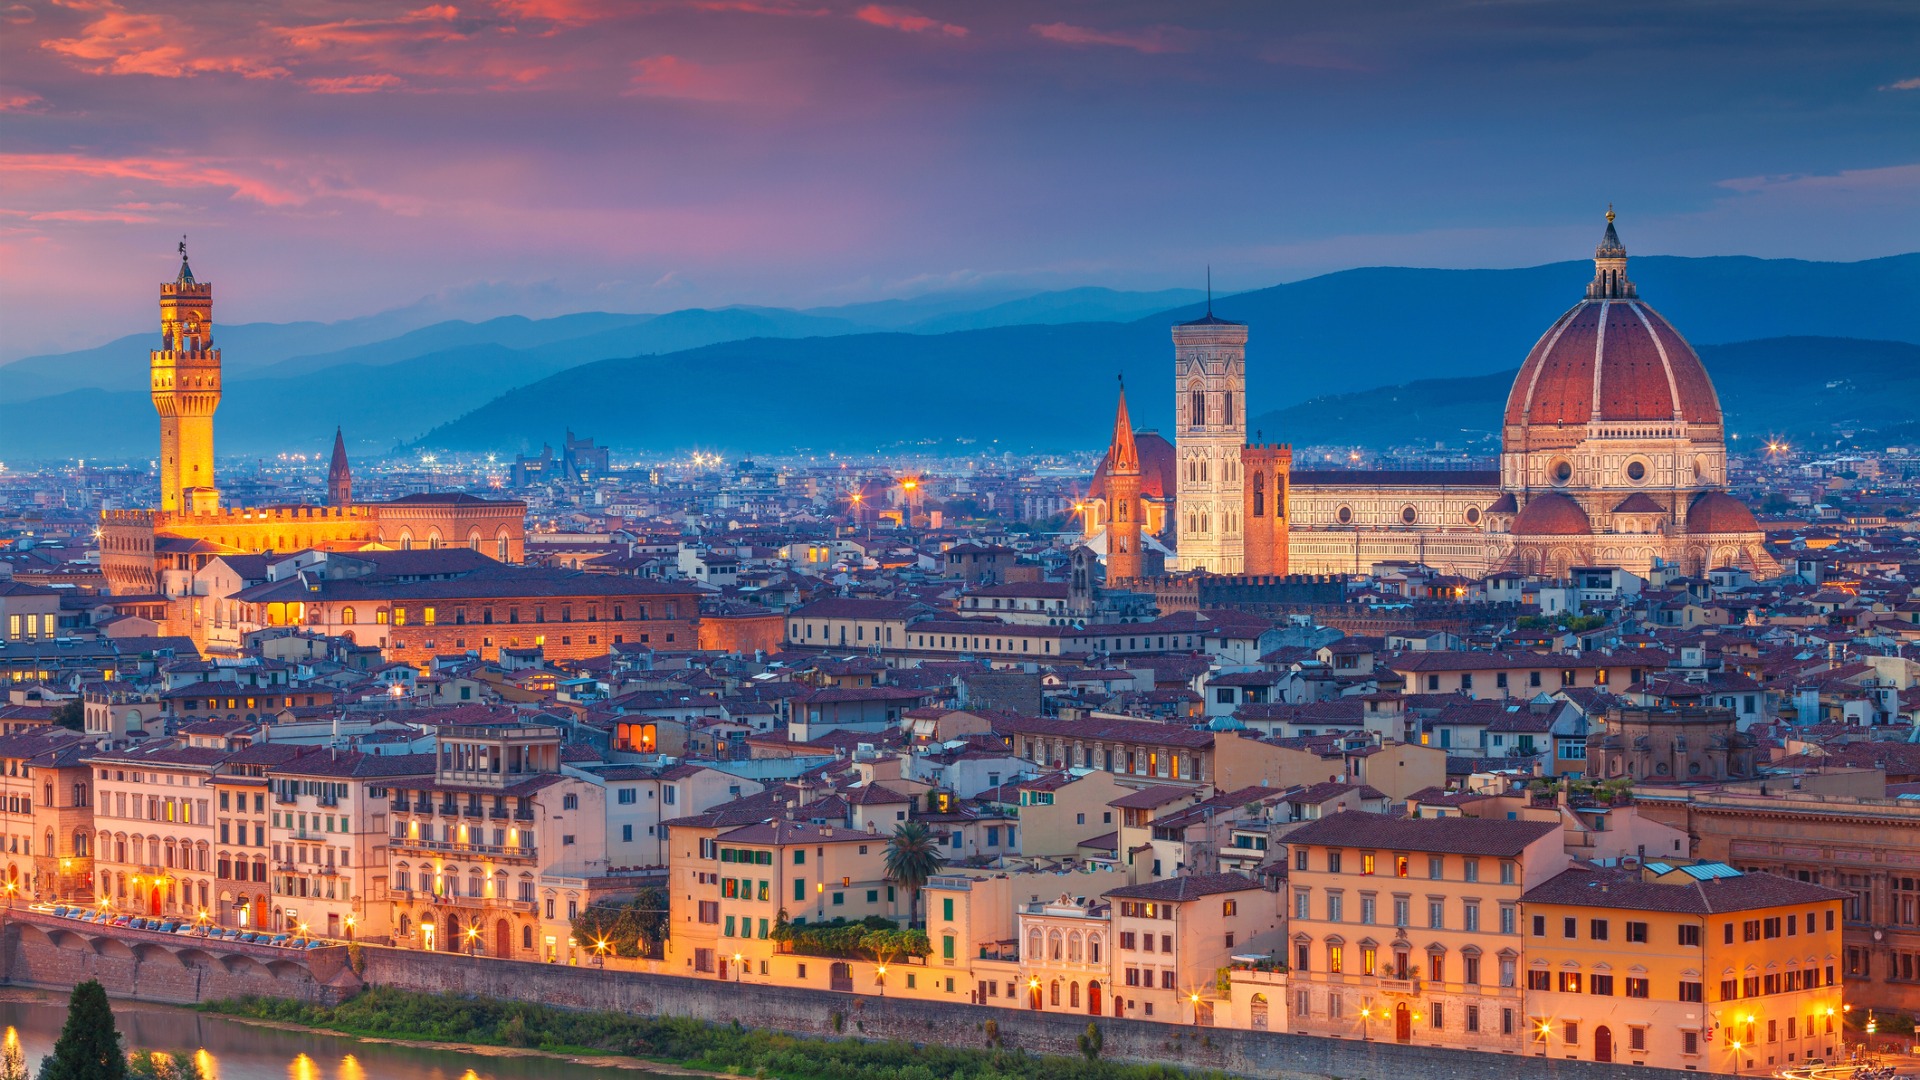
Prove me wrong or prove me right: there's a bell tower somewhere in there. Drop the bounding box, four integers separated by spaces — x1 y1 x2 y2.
1172 281 1248 574
152 240 221 516
1103 378 1143 583
327 427 353 507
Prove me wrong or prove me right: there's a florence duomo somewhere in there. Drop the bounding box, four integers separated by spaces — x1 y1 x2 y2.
1 0 1913 1076
1082 211 1775 583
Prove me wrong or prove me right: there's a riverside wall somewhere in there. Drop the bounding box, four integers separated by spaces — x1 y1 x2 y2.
0 916 1710 1080
358 947 1705 1080
0 914 358 1006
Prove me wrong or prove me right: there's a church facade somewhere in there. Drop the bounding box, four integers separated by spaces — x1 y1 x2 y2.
100 251 527 625
1086 213 1777 582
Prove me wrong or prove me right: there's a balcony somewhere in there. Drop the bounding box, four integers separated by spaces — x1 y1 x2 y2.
390 835 537 860
489 808 508 820
513 810 535 822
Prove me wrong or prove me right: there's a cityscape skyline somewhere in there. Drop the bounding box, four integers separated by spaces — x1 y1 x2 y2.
3 0 1918 357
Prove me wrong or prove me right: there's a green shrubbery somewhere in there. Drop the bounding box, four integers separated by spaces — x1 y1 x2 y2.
769 916 929 962
204 988 1219 1080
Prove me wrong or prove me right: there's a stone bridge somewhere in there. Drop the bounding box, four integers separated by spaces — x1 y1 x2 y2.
0 911 360 1006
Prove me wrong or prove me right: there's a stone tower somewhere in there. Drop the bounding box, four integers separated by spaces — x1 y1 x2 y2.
1172 302 1248 573
151 244 221 515
1103 379 1143 582
327 427 353 507
1241 441 1292 575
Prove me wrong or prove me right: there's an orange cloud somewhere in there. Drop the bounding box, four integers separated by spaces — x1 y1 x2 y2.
0 87 44 111
280 6 469 51
854 4 964 38
1031 22 1182 54
306 73 406 94
43 6 290 79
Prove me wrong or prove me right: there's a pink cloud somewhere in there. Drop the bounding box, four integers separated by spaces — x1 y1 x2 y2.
27 208 159 223
1882 77 1920 91
1030 22 1182 54
0 87 45 111
305 73 406 94
626 54 744 102
690 0 830 15
0 152 311 206
854 5 964 38
43 6 290 79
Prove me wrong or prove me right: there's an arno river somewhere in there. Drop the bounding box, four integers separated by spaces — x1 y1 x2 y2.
0 994 660 1080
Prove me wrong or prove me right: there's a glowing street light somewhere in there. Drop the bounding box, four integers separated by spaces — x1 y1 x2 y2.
465 925 481 956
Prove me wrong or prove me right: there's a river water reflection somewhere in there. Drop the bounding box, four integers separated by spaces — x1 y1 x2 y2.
0 995 660 1080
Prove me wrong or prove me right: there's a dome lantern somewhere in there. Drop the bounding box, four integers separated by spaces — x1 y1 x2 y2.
1585 206 1636 301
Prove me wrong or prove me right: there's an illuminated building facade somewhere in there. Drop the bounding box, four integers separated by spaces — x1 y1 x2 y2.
100 252 529 635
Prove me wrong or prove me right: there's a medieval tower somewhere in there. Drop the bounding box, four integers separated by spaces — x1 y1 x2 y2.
1241 441 1292 574
151 244 222 515
1103 380 1143 582
1172 305 1247 573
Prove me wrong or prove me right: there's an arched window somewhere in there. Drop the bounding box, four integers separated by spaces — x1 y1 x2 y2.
1028 928 1043 960
1070 982 1080 1008
1252 472 1265 516
399 530 413 550
341 607 356 625
1089 933 1103 964
1190 390 1205 428
523 924 534 949
469 530 482 552
1050 979 1061 1006
1067 932 1083 963
497 529 512 562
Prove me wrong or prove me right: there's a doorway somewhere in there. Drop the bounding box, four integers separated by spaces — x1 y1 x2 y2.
1088 981 1102 1015
1394 1002 1411 1042
444 914 462 951
496 919 512 958
1595 1025 1613 1063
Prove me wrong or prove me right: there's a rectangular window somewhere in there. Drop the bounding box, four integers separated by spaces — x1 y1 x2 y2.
1590 974 1614 997
1527 970 1552 991
1590 918 1609 941
1678 981 1703 1003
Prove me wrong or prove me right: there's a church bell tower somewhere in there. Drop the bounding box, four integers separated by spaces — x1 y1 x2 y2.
151 241 221 515
1103 379 1143 583
1172 286 1248 574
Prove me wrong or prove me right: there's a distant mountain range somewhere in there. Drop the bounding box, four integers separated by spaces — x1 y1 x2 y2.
1249 337 1920 450
3 255 1915 460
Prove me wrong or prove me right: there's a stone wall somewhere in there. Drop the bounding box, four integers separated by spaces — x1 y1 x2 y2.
0 915 357 1007
360 947 1703 1080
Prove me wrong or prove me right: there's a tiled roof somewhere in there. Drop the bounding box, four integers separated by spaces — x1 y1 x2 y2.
1521 864 1849 914
1286 810 1559 857
1105 872 1263 901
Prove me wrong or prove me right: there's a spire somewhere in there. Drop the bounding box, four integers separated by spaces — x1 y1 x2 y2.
1586 206 1636 300
176 234 196 285
327 427 353 507
1108 376 1140 475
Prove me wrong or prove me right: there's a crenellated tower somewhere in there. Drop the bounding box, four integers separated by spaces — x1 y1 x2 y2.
1172 294 1248 573
1103 378 1143 582
151 243 222 515
1241 440 1292 574
327 427 353 507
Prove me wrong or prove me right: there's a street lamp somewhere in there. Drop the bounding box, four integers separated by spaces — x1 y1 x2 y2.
734 953 745 984
465 926 481 956
875 963 886 997
1189 991 1201 1028
344 915 356 941
592 937 609 967
1359 1005 1373 1042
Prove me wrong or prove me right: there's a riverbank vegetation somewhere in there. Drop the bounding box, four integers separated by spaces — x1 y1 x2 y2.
204 987 1219 1080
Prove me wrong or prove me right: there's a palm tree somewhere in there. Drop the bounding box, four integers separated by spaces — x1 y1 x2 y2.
883 821 946 926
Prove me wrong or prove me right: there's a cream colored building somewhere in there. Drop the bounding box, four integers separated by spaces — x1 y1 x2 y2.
1282 812 1568 1052
1172 313 1248 573
88 743 224 918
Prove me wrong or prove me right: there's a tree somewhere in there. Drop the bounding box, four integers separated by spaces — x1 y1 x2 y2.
51 700 83 733
570 886 671 959
2 1028 27 1080
37 979 125 1080
882 821 946 926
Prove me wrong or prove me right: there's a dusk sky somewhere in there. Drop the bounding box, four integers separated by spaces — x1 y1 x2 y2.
3 0 1916 358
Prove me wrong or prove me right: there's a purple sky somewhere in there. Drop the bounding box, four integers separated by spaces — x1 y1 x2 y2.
3 0 1917 357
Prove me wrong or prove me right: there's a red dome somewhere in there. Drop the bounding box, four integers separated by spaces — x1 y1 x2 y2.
1685 491 1761 534
1089 431 1176 502
1504 300 1722 429
1512 493 1591 536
